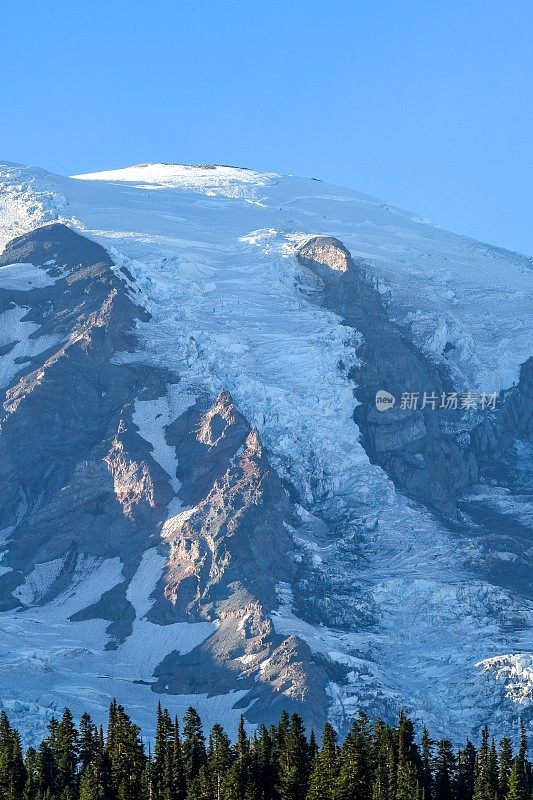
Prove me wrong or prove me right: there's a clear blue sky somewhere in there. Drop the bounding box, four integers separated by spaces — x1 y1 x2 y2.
1 0 532 254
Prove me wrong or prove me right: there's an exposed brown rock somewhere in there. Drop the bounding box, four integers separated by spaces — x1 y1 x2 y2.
298 236 351 272
104 422 155 517
162 400 296 618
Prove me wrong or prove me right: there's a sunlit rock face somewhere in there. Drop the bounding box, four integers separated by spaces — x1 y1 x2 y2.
297 236 351 272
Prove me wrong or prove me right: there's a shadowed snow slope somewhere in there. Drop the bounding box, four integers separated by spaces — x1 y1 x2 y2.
0 160 532 744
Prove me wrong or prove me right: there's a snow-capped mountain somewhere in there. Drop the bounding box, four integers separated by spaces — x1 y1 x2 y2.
0 160 532 745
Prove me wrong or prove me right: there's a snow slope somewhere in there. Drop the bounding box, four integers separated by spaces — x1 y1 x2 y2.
0 160 532 742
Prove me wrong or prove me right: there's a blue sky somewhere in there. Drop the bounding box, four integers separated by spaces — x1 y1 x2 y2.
1 0 532 254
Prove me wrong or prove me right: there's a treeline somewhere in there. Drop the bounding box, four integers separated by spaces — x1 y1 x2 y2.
0 701 530 800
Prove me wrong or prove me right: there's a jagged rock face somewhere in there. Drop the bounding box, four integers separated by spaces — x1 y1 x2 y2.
163 423 296 618
153 390 331 729
165 390 252 507
0 224 173 623
154 616 330 730
472 357 533 460
297 236 479 517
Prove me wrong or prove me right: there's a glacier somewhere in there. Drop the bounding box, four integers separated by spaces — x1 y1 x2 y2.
0 160 531 744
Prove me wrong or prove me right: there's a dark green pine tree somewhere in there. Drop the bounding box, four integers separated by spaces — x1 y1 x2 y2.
505 723 528 800
498 739 513 800
153 704 174 800
277 712 290 749
396 711 422 800
171 718 187 800
420 728 434 800
23 746 39 800
79 713 97 773
457 741 477 800
474 727 496 800
79 764 106 800
0 711 26 800
308 730 319 764
488 740 500 800
224 716 257 800
371 720 395 800
91 725 110 800
54 708 79 800
105 701 146 800
37 737 56 798
336 712 373 800
252 724 276 800
306 723 339 800
182 708 207 788
186 764 212 800
434 740 456 800
207 723 233 800
276 713 310 800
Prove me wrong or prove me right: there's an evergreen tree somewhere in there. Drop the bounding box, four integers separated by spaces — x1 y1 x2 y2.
105 701 145 800
23 746 39 800
182 708 206 787
474 727 496 800
505 723 528 800
79 764 105 800
226 716 255 800
396 711 421 800
457 742 477 800
306 723 339 800
488 740 499 800
79 713 97 773
336 713 373 800
186 764 212 800
308 730 319 764
252 725 276 800
276 713 309 800
420 728 434 800
171 718 187 800
153 703 174 800
0 712 26 800
372 720 395 800
37 738 56 798
498 739 513 800
434 740 456 800
208 724 233 800
54 708 79 798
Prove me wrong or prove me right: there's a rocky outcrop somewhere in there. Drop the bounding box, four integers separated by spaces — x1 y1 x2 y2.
163 422 297 617
297 236 478 517
152 390 332 728
298 236 351 272
165 390 251 507
0 224 174 625
472 357 533 461
154 611 330 730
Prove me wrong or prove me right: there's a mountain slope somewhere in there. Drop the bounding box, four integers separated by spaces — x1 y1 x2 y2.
0 161 532 744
